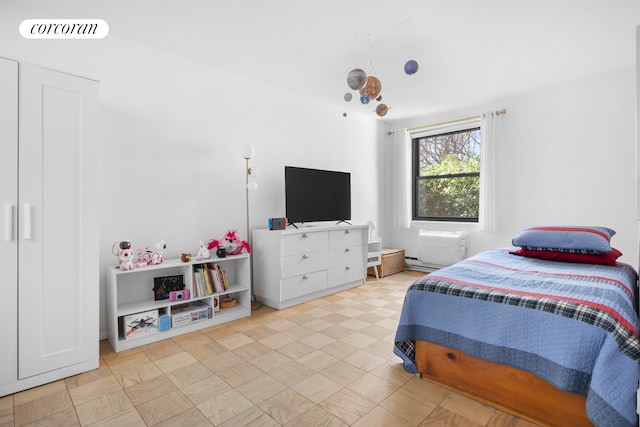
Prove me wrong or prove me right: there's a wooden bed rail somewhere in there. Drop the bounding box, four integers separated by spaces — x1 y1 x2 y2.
415 341 592 427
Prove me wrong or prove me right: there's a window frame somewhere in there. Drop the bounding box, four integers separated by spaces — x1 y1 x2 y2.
411 123 481 223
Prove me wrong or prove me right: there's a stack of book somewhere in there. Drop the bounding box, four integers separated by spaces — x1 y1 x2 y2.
192 263 229 297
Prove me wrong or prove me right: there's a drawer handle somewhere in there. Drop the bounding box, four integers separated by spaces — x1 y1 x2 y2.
302 233 308 238
302 274 309 280
302 254 309 259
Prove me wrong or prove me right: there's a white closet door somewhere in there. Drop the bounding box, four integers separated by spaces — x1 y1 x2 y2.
18 63 99 379
0 58 18 385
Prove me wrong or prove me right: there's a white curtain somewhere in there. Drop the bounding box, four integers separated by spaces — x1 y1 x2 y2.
479 111 499 232
393 128 412 229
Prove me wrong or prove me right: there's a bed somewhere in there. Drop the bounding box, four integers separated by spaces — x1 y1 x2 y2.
394 226 640 427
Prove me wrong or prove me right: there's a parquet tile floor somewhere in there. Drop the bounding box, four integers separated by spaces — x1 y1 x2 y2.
0 270 538 426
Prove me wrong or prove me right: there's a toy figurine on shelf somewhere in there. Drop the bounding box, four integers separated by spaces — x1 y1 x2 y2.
207 230 251 256
196 240 211 260
112 239 134 270
149 240 166 265
135 247 151 268
131 240 166 268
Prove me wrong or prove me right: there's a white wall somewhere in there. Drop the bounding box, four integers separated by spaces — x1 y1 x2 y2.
380 66 638 268
1 2 379 339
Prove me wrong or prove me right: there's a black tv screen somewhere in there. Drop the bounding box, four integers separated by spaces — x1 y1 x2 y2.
285 166 351 224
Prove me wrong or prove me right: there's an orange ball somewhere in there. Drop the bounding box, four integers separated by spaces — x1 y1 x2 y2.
359 76 381 99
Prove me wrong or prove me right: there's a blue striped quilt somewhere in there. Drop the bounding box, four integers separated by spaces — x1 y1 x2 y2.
394 249 640 427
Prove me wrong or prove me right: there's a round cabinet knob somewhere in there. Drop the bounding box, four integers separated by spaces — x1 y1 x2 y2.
302 275 309 280
345 230 350 234
345 248 350 253
302 254 309 259
345 266 351 270
302 233 308 238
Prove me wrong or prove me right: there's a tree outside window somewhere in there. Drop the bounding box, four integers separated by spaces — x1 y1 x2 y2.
413 127 481 222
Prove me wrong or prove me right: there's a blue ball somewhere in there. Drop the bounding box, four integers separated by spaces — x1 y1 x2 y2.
360 93 371 104
404 60 419 75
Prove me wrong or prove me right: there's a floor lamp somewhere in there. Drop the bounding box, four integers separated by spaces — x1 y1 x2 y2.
241 145 261 310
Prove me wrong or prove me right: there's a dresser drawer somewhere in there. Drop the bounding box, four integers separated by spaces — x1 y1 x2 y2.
253 225 368 310
282 270 327 300
329 228 365 249
281 250 328 278
328 245 363 267
282 231 328 256
328 262 365 288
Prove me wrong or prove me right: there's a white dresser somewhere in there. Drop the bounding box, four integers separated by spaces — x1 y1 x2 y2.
252 225 368 309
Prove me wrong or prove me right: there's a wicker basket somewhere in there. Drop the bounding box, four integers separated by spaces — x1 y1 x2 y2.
368 248 405 277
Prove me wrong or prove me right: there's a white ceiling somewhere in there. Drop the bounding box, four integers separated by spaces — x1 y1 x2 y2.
15 0 640 119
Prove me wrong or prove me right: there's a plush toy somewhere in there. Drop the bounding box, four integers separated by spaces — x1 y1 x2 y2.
119 248 135 270
207 230 251 255
112 240 134 270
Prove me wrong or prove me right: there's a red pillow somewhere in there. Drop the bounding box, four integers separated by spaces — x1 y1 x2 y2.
509 247 622 266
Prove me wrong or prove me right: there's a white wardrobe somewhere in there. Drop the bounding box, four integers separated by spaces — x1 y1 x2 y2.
0 57 100 396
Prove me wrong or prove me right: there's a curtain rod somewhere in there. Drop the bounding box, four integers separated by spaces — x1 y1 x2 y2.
386 108 507 136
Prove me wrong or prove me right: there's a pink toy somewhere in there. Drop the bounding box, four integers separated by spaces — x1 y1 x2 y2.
150 251 163 265
113 240 135 270
118 247 134 270
207 230 251 255
135 247 151 268
149 240 166 265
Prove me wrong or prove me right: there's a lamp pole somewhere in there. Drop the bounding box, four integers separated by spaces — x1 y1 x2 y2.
242 145 261 310
245 157 250 250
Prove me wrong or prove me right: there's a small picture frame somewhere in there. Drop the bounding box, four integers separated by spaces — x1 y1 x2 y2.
153 275 185 301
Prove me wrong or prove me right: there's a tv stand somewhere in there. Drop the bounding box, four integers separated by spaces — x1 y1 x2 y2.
252 224 368 309
336 220 351 225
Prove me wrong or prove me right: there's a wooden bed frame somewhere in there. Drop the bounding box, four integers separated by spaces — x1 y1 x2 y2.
415 340 593 426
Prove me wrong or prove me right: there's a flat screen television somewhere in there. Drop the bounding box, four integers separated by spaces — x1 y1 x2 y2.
285 166 351 225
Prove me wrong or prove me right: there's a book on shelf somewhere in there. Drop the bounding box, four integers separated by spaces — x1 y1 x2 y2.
193 264 215 297
220 268 229 290
202 266 215 295
191 270 200 298
209 265 222 293
207 263 229 292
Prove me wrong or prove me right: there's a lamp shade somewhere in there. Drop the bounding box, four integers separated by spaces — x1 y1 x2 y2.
241 144 255 159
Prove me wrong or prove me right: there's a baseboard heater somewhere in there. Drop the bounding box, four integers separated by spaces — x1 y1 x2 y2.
405 256 440 273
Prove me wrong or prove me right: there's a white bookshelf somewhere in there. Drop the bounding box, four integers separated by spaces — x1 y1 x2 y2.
106 254 251 352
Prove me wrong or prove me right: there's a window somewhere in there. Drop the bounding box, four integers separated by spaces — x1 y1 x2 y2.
412 124 481 222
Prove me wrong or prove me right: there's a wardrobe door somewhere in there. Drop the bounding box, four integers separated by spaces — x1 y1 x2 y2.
0 57 18 385
18 63 99 379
